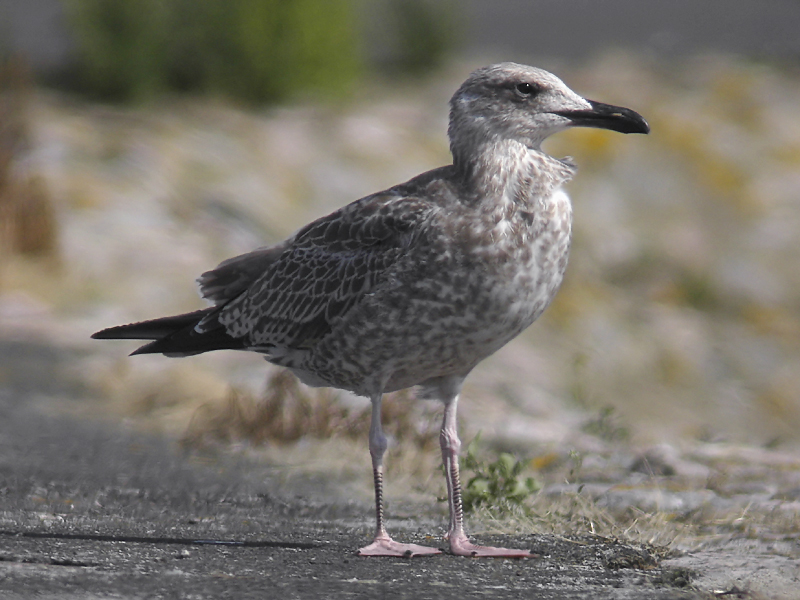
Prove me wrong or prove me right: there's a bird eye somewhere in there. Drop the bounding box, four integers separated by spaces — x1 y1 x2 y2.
515 82 537 96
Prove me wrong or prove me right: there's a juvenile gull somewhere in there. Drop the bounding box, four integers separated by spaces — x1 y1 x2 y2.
93 63 649 558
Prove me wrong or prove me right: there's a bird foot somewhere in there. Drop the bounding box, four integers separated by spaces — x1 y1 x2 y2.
357 535 442 558
448 533 536 558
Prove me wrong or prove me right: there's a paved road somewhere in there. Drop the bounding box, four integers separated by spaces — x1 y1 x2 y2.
0 340 702 599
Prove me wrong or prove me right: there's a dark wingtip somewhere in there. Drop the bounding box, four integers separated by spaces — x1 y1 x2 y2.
129 344 152 356
91 328 117 340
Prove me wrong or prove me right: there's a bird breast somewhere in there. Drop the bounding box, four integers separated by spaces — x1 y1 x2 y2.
466 184 573 338
509 186 572 324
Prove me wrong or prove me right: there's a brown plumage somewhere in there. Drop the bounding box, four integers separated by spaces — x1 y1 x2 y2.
93 62 648 557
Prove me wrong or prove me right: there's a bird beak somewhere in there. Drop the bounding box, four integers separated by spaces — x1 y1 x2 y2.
555 100 650 134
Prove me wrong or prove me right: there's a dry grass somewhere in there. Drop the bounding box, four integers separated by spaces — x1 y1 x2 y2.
464 454 800 555
0 57 60 286
177 370 448 488
472 492 698 552
0 174 59 259
180 369 442 457
455 441 700 550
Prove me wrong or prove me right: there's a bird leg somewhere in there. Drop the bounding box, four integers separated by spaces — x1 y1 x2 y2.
357 394 441 557
440 393 534 558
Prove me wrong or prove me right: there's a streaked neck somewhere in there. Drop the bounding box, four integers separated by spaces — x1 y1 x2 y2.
455 139 576 211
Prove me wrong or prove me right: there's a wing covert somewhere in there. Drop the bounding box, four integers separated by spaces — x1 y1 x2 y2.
209 193 435 351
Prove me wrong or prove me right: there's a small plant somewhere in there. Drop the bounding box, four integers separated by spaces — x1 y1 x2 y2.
581 405 629 443
566 449 583 485
460 434 540 515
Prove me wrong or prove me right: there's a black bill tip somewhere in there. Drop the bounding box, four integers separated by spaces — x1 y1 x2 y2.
556 100 650 135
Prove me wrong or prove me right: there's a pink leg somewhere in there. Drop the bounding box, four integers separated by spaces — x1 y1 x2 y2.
358 395 441 558
440 391 535 558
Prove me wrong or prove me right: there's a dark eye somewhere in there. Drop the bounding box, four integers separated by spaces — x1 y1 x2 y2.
515 82 537 96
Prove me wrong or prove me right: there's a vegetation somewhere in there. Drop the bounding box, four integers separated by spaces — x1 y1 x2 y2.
384 0 460 75
580 406 630 443
460 434 540 515
61 0 462 104
0 58 59 268
64 0 362 103
181 369 439 454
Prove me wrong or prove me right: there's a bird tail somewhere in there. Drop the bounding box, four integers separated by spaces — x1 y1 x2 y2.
91 308 245 357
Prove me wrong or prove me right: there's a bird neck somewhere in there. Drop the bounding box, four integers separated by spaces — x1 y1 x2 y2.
454 139 576 212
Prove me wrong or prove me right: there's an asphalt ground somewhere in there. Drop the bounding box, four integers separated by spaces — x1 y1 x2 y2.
0 340 704 599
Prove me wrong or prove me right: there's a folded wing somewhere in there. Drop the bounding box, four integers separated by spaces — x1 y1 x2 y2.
92 193 435 357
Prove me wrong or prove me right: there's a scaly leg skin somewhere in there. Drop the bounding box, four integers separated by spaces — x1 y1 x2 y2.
439 389 536 558
357 394 441 558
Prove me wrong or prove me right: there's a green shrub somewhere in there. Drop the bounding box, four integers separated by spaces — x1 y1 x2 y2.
64 0 362 104
387 0 460 75
65 0 171 101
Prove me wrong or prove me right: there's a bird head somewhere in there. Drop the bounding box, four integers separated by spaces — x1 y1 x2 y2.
448 62 649 167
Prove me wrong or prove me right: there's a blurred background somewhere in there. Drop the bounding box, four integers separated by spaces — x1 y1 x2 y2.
1 0 800 459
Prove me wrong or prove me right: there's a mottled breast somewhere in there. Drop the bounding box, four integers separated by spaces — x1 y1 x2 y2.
457 183 574 352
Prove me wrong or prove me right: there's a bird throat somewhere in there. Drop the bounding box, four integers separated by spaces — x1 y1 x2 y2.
463 140 576 221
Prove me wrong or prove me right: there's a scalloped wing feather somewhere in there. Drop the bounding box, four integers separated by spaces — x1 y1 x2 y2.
197 243 287 304
205 193 435 352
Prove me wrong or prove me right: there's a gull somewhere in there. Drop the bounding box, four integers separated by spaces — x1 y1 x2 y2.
93 62 649 557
